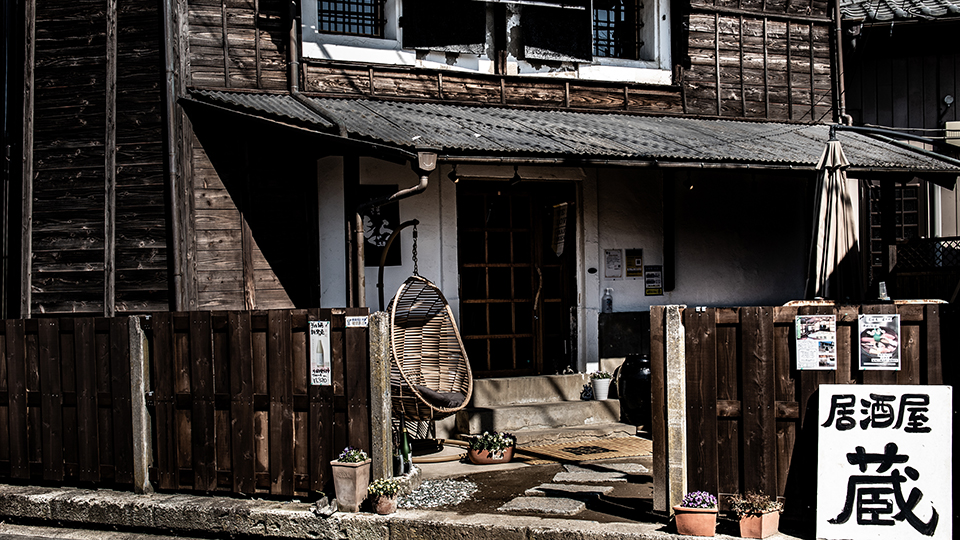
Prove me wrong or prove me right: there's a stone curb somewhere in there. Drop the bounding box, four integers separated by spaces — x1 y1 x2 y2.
0 484 736 540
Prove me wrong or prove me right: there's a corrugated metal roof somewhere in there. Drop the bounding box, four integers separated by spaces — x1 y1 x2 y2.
841 0 960 22
190 89 960 173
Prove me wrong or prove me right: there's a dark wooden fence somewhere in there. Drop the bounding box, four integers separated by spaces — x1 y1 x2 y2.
145 308 370 497
0 317 138 485
651 303 943 518
0 308 370 499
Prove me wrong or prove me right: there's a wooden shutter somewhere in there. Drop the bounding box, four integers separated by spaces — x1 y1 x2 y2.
522 1 593 62
401 0 487 54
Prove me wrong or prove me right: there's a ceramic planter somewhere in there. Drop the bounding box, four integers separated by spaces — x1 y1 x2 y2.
331 458 371 512
673 506 718 537
372 494 398 515
467 446 514 465
739 511 780 539
592 377 612 400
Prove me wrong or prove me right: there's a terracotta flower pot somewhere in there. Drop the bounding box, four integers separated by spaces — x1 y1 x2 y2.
673 505 718 537
372 494 398 515
592 378 612 400
468 446 514 465
331 458 371 513
739 511 780 539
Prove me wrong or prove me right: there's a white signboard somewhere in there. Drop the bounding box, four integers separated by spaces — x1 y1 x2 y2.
818 384 952 540
345 316 368 328
308 320 332 386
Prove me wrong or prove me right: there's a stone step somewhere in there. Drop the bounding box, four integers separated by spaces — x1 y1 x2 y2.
469 374 597 407
497 496 586 515
456 398 621 435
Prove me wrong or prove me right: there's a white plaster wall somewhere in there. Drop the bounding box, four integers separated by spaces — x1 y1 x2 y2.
594 169 810 311
318 157 346 308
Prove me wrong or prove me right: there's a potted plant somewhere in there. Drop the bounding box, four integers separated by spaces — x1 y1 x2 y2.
729 492 783 539
367 477 401 515
590 370 613 400
467 431 517 464
673 490 718 537
331 446 371 512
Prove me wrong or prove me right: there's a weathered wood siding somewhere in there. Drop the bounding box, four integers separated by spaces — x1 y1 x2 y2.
187 0 288 90
683 1 834 121
28 0 168 315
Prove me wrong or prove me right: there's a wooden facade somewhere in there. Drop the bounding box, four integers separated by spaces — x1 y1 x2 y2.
9 0 844 317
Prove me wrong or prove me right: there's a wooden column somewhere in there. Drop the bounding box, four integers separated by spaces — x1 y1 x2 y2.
105 0 118 316
20 0 35 318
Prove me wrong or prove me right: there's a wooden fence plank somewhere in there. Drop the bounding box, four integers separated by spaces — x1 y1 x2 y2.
229 310 255 495
309 309 334 493
649 306 668 512
38 319 64 481
268 310 293 496
151 312 178 489
684 308 718 497
110 318 134 484
924 304 942 385
190 311 216 491
6 320 28 479
740 306 777 496
715 315 740 502
331 310 347 456
75 317 100 482
345 308 370 453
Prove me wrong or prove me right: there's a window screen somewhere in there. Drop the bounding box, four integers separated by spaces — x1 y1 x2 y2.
593 0 643 60
319 0 385 37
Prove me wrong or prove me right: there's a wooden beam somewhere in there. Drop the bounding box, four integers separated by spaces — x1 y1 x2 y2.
105 0 118 316
739 16 746 117
787 23 793 120
808 23 816 121
255 0 262 88
763 19 769 118
715 13 721 116
222 0 230 87
20 0 35 318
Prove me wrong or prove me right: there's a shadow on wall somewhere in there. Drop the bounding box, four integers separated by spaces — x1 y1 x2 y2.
184 103 334 308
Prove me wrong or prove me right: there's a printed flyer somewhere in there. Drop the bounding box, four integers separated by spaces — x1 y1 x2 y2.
795 314 837 370
858 314 901 370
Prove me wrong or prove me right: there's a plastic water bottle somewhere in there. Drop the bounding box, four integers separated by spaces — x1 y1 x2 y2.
601 288 613 313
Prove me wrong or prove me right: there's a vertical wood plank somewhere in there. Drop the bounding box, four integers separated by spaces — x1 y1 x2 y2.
773 307 796 499
650 306 668 512
75 318 100 482
190 311 216 491
684 308 718 496
151 312 178 489
741 306 777 496
110 317 133 484
268 310 293 495
924 304 942 385
330 310 347 456
230 311 256 495
313 309 336 494
344 308 370 453
715 13 722 116
20 0 35 319
221 0 230 87
104 0 117 317
38 319 63 481
7 320 28 478
715 311 740 501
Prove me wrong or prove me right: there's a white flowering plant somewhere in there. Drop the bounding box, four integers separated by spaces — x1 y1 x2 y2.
680 490 717 509
468 431 516 456
367 477 401 498
590 370 613 380
336 446 368 463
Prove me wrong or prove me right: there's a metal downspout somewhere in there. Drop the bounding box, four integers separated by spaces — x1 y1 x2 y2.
833 0 853 125
163 0 183 310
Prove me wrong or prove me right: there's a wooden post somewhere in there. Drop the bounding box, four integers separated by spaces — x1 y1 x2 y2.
129 316 153 494
20 0 35 319
105 0 118 317
664 305 687 512
368 311 393 481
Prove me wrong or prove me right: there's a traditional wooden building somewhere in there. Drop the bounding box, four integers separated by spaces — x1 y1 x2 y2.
4 0 959 376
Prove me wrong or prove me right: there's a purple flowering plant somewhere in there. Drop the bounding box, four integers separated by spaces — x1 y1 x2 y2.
336 446 368 463
680 490 717 509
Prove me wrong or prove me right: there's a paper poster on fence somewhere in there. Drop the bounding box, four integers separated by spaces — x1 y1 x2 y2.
796 315 837 370
858 314 901 371
309 320 332 386
818 384 952 540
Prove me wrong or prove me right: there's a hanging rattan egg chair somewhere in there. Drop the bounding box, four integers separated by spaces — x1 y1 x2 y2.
389 274 473 422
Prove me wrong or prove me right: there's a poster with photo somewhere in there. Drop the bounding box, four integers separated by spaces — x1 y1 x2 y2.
796 315 837 370
858 314 901 370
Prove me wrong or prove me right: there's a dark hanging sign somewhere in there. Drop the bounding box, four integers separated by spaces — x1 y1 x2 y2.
359 185 401 267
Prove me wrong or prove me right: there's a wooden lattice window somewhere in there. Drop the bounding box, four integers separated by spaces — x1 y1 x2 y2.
867 180 926 271
319 0 385 37
593 0 642 60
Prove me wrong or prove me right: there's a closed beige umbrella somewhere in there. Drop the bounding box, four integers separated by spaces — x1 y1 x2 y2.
806 131 863 301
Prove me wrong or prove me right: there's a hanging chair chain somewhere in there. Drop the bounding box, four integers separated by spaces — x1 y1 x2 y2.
412 223 420 277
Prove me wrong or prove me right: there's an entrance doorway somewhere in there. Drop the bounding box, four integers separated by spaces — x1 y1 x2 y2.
456 181 577 378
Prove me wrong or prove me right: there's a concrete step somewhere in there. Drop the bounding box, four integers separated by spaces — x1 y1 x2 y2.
456 398 621 435
509 423 637 447
470 374 595 407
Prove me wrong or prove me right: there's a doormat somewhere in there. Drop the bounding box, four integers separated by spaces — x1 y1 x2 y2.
515 436 652 465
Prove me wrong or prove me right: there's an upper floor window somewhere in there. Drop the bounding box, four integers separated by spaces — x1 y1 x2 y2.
319 0 386 38
593 0 641 60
